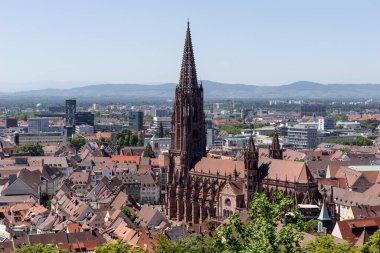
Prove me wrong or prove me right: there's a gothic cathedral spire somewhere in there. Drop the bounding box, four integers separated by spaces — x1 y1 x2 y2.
166 22 206 220
269 129 283 160
244 135 259 206
179 20 198 91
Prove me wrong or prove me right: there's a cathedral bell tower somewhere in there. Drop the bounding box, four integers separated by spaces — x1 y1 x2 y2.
244 135 259 206
269 129 283 160
166 21 206 220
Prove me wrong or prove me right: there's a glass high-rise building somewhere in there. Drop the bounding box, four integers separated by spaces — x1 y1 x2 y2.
65 99 76 127
128 111 143 131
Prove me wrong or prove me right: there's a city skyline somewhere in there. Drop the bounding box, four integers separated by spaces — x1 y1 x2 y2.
0 0 379 92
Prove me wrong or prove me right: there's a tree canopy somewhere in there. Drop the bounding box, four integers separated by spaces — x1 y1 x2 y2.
303 234 357 253
14 243 66 253
67 136 86 151
143 143 155 158
352 137 373 146
154 233 214 253
16 143 44 156
214 191 305 253
95 239 144 253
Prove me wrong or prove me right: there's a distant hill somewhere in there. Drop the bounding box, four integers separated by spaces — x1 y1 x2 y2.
1 81 379 100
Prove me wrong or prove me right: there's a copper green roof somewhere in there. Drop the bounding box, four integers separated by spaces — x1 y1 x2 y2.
318 202 331 221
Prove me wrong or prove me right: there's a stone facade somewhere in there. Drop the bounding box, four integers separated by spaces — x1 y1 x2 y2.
166 23 319 224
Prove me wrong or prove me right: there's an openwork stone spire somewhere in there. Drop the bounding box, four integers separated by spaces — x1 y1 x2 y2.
167 22 206 220
269 129 283 160
179 20 198 91
247 134 256 153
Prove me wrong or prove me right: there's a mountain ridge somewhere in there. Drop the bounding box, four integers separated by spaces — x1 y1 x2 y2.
1 81 379 99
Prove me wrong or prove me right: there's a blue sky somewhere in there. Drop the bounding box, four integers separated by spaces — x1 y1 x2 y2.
0 0 379 91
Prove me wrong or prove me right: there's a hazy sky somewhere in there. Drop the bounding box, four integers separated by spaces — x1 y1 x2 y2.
0 0 379 91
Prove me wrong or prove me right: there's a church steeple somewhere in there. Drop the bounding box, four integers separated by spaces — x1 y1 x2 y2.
269 129 283 160
248 134 256 153
244 135 259 206
167 22 206 220
179 20 198 91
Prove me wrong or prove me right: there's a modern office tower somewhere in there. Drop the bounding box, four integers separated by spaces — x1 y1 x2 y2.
300 103 326 117
5 118 18 128
152 116 171 130
318 117 335 131
28 118 49 133
75 124 94 135
65 99 76 127
206 120 214 148
128 111 144 131
287 125 318 149
154 108 169 117
75 112 95 126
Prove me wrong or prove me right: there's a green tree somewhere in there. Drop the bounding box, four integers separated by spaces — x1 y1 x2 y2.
154 233 214 253
14 243 66 253
214 191 304 253
15 112 35 121
154 234 178 253
176 234 214 253
124 134 131 146
130 134 139 146
95 239 144 253
267 130 275 137
164 129 171 137
360 119 380 132
143 143 155 158
138 133 144 146
360 229 380 253
303 234 357 253
339 147 351 153
16 143 44 156
120 206 138 223
218 123 249 135
303 219 318 233
352 137 373 146
333 114 349 122
157 122 164 138
67 136 86 151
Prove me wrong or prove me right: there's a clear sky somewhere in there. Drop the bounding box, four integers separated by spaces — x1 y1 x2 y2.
0 0 379 91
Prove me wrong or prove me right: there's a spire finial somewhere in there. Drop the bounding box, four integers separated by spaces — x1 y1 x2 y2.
187 18 190 29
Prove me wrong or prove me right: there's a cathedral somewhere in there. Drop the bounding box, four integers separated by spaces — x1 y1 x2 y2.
165 23 319 224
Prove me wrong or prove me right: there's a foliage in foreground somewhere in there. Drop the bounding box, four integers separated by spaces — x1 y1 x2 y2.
14 191 380 253
154 233 214 253
95 239 145 253
13 243 66 253
214 191 305 253
303 234 357 253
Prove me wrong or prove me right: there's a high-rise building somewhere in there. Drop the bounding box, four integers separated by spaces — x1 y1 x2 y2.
28 118 49 133
154 108 169 117
65 99 76 127
287 125 318 149
300 104 326 117
318 117 335 131
75 112 95 126
206 120 214 148
5 118 18 128
128 111 143 131
152 117 171 130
